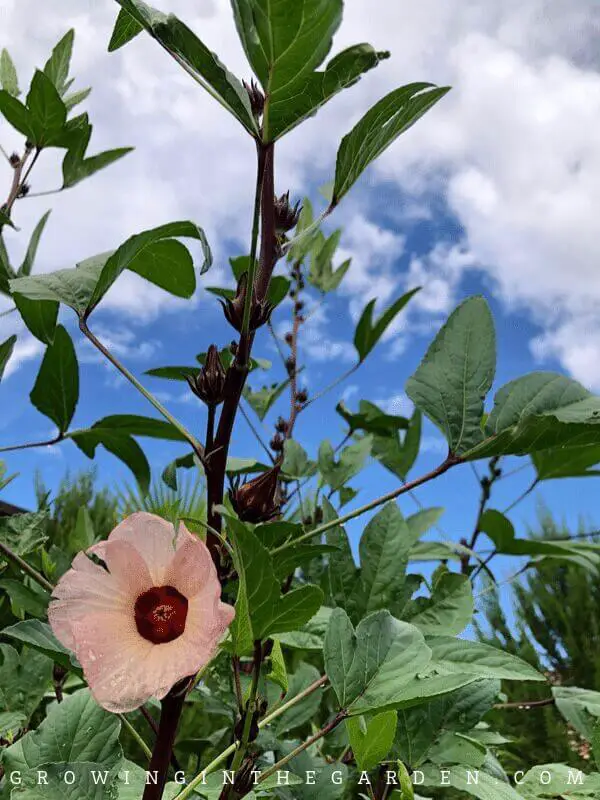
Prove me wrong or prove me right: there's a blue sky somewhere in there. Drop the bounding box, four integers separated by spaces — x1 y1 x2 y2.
2 0 600 601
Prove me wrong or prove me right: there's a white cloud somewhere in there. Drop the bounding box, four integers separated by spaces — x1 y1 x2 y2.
3 0 600 385
2 335 44 379
531 318 600 392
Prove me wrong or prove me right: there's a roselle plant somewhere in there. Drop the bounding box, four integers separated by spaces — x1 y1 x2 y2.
2 2 600 800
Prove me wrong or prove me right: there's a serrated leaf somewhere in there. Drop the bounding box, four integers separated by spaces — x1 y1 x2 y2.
63 86 91 111
70 429 151 493
0 579 50 618
44 30 74 94
30 325 78 433
427 636 545 682
336 399 409 436
13 294 59 344
26 70 68 147
0 511 48 560
318 436 372 492
109 8 144 51
2 619 77 672
354 289 420 363
532 444 600 480
404 572 473 636
553 687 600 741
0 334 16 382
18 210 51 276
281 439 317 479
324 608 431 714
88 221 212 312
406 296 496 455
243 379 290 421
465 372 600 460
346 710 397 770
372 408 422 481
113 0 257 135
0 90 36 139
62 145 133 189
2 688 122 774
0 49 19 97
332 83 450 205
0 645 53 723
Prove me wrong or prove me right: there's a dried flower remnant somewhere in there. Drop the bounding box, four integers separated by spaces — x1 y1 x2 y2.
48 512 234 713
274 192 301 233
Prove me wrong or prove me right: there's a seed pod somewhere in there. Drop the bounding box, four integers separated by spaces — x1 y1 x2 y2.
274 191 301 233
185 345 226 406
230 465 281 524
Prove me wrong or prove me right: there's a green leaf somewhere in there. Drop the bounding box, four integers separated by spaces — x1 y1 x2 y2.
0 511 48 560
464 372 600 460
336 399 409 436
0 645 52 722
427 730 487 767
354 289 420 362
44 30 74 94
372 408 422 481
88 221 212 312
275 662 323 735
404 571 473 636
318 436 372 492
517 765 600 799
87 414 188 442
357 503 415 617
26 70 68 147
109 8 144 51
243 379 290 421
0 334 16 382
30 325 78 433
18 210 52 276
0 49 19 97
13 294 59 345
332 83 450 206
63 86 92 112
0 91 36 139
406 296 496 455
533 444 600 480
0 711 27 739
281 439 317 480
266 639 288 694
70 429 151 493
2 688 122 774
421 764 528 800
324 608 431 714
553 687 600 741
427 636 545 682
10 251 110 315
346 710 397 770
2 619 77 672
69 506 95 555
0 579 50 617
62 144 133 189
308 229 352 293
228 517 323 652
321 499 360 614
113 0 257 135
593 719 600 771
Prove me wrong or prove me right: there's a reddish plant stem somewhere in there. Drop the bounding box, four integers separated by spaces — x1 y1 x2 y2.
142 688 187 800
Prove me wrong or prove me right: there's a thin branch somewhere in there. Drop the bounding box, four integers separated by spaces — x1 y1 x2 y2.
258 710 347 784
79 318 203 459
462 456 501 574
120 714 153 761
175 675 329 800
0 539 54 593
0 434 63 454
273 454 460 555
494 698 555 711
303 364 359 409
0 306 16 319
503 478 539 514
239 402 275 464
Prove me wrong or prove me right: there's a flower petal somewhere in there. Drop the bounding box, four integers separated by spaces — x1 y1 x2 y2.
108 512 178 584
48 552 129 651
71 612 153 713
164 524 214 599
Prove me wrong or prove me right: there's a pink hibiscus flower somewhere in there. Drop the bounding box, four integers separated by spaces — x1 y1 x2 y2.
48 512 234 713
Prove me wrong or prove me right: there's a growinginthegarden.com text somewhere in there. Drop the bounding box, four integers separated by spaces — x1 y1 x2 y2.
2 766 592 788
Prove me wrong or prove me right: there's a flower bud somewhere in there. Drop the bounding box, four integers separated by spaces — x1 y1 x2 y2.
270 434 284 453
185 344 226 406
296 389 308 404
9 152 20 167
243 78 265 118
220 272 273 333
274 192 301 233
230 465 281 524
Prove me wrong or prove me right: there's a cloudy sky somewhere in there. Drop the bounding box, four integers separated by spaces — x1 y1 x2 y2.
1 0 600 577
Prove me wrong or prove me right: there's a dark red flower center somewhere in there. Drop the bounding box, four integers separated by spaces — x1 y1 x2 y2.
134 585 188 644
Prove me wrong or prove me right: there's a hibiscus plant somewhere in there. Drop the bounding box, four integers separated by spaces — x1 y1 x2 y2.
2 3 600 800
